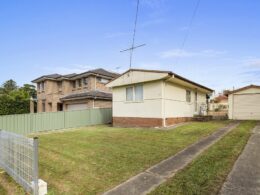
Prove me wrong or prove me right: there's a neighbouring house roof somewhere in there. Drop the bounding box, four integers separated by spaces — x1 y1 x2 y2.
213 95 228 103
107 68 213 93
60 90 112 101
71 68 120 80
32 68 120 83
32 74 62 82
229 84 260 94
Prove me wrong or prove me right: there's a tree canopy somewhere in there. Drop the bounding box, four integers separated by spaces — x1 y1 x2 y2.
0 79 36 115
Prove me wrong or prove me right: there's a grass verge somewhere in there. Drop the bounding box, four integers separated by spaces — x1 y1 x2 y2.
0 171 26 195
0 121 228 194
150 121 257 195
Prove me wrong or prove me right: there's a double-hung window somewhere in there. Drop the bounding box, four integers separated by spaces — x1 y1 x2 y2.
126 85 143 102
186 90 191 102
135 85 143 101
126 87 134 101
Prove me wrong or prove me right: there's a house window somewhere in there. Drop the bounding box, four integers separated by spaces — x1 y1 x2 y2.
97 77 109 84
186 90 191 102
126 85 143 102
78 79 82 87
58 81 62 90
135 85 143 101
126 87 134 101
83 78 88 86
57 103 63 111
39 82 45 91
72 81 76 88
37 83 40 90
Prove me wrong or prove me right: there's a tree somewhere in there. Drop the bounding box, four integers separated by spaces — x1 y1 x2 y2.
1 79 18 94
20 84 37 98
0 79 34 115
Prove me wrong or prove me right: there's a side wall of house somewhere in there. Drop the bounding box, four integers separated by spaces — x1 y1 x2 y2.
37 80 61 113
112 80 164 127
164 82 207 126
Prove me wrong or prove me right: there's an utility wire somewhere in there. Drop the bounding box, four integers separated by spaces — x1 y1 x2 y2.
130 0 140 68
175 0 201 66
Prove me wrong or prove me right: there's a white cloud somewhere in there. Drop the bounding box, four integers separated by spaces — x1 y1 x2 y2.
159 49 227 58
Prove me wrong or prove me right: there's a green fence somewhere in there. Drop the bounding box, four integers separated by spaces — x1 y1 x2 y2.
0 108 112 135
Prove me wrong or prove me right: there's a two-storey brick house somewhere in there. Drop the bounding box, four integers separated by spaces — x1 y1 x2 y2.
32 69 119 112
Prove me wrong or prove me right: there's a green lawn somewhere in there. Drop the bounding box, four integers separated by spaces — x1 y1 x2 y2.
0 121 228 195
0 171 25 195
150 121 257 195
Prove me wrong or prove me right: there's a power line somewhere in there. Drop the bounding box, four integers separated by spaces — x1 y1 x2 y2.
130 0 141 68
175 0 201 66
120 0 145 69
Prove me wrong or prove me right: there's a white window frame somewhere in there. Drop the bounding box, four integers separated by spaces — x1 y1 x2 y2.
126 87 134 101
126 85 143 102
186 90 191 103
97 77 109 84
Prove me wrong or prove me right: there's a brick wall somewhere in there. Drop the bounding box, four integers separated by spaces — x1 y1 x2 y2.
96 80 111 92
113 117 163 128
165 117 193 126
94 100 112 108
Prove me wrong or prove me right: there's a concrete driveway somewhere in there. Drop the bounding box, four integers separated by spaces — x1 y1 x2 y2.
220 123 260 195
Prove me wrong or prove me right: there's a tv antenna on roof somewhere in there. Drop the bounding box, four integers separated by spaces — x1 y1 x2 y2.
120 0 146 69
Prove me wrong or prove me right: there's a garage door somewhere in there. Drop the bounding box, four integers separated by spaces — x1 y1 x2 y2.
233 94 260 120
67 104 88 111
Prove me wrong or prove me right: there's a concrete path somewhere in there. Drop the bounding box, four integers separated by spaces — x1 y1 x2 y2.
103 122 240 195
220 123 260 195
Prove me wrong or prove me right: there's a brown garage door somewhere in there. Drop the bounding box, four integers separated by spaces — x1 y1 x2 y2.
233 94 260 120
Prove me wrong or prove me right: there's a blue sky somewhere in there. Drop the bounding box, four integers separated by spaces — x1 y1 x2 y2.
0 0 260 93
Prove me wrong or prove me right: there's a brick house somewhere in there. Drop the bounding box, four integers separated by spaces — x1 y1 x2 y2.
32 69 119 112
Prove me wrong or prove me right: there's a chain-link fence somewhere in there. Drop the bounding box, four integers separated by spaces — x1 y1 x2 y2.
0 130 39 195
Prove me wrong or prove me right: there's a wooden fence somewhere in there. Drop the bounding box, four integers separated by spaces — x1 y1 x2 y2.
0 108 112 135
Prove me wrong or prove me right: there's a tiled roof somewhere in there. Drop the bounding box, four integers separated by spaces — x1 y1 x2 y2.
60 90 112 101
88 68 120 78
214 95 228 103
62 73 77 78
42 74 61 79
32 68 120 83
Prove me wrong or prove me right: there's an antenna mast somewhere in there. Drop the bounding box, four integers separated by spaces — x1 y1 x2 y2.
120 0 145 68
